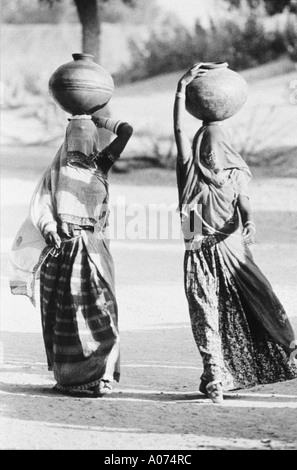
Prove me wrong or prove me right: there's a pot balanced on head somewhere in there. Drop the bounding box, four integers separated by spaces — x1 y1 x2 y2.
49 53 114 116
185 62 248 122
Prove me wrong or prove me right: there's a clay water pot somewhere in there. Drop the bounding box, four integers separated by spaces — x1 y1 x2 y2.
49 53 114 115
186 62 248 122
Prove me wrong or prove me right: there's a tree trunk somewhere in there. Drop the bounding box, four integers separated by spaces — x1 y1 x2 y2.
74 0 101 63
73 0 111 150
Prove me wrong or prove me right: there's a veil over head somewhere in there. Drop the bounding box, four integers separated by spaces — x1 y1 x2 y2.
177 122 252 211
193 122 252 187
66 118 100 157
53 118 108 227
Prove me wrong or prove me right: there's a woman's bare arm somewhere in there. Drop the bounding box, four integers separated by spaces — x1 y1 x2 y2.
238 195 256 245
92 116 133 159
174 63 206 163
173 81 191 162
106 122 133 157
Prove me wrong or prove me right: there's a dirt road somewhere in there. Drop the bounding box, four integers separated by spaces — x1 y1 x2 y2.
1 165 297 450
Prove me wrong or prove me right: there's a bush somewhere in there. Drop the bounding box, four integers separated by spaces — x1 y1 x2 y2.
115 9 287 83
116 18 197 83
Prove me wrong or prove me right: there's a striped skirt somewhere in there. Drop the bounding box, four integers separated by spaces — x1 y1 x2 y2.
40 235 120 392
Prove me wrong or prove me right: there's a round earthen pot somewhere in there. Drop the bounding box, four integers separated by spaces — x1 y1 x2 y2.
186 62 248 122
49 53 114 115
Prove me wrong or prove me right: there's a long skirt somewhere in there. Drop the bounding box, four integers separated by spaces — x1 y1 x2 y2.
40 235 120 392
184 234 297 391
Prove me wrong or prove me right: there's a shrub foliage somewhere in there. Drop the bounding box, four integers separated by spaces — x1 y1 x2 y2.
115 10 289 83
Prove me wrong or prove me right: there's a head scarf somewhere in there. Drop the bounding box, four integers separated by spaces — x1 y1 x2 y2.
193 122 252 187
177 122 252 212
54 117 109 227
66 117 100 158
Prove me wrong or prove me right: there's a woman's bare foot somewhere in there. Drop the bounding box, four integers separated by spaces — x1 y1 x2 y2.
206 381 224 404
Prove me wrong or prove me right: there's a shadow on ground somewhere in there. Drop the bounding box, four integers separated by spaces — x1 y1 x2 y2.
1 326 297 447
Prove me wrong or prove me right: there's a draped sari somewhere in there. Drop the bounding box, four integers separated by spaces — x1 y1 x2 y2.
177 122 297 390
10 118 121 392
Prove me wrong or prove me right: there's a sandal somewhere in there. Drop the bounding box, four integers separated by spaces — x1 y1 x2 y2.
206 381 224 404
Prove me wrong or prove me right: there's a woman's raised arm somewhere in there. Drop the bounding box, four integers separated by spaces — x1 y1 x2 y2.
107 122 133 157
173 63 206 163
92 116 133 158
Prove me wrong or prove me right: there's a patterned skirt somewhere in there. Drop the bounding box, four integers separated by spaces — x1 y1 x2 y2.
40 235 120 392
184 235 297 391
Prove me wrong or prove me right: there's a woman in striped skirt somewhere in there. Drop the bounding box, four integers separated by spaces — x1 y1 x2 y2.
10 115 133 397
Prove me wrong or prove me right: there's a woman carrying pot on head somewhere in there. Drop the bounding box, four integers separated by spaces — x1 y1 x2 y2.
173 63 297 404
10 115 133 397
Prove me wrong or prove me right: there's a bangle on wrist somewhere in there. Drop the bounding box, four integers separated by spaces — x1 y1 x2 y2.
93 117 123 134
244 220 255 225
176 91 186 99
244 221 256 228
